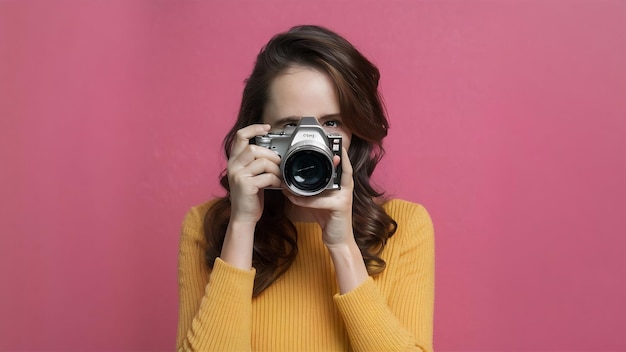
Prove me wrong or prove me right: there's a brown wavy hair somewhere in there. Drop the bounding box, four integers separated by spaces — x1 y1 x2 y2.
204 25 397 297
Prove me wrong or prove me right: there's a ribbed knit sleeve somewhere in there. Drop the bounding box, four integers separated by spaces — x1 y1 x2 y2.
177 205 256 352
334 200 435 352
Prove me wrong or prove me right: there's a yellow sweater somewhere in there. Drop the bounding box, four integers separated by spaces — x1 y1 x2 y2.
177 199 435 351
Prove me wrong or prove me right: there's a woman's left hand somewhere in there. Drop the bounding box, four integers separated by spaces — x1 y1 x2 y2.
282 147 354 247
284 147 369 294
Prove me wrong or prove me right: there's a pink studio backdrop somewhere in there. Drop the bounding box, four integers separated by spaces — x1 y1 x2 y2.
1 1 625 351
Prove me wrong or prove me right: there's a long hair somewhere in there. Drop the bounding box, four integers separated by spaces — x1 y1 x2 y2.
204 25 397 297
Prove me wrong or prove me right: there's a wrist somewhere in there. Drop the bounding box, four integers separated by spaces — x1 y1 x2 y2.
324 234 357 252
221 220 257 270
228 218 258 232
326 237 369 294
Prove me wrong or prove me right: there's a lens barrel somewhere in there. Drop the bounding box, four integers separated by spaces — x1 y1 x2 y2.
283 149 333 196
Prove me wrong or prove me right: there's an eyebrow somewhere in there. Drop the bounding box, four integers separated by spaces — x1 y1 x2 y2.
273 114 342 126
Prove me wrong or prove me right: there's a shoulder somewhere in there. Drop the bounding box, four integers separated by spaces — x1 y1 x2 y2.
182 199 219 224
383 199 432 226
382 198 434 246
180 199 222 241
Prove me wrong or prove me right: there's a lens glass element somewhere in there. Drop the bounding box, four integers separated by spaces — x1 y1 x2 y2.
284 150 332 193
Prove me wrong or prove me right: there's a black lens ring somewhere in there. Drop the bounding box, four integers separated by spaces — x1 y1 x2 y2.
284 149 332 192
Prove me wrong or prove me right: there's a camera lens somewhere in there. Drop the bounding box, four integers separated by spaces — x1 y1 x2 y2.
284 150 332 194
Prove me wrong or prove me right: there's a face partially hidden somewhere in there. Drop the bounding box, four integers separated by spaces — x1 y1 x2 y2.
262 66 352 151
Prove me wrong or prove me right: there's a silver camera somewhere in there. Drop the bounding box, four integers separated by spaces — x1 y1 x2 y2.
253 117 342 196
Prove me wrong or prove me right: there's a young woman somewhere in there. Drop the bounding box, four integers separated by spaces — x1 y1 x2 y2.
177 25 434 351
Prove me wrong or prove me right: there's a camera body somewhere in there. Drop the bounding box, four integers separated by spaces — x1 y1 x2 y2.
253 116 342 196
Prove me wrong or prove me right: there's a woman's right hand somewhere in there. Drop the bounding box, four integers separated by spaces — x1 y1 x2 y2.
227 124 283 225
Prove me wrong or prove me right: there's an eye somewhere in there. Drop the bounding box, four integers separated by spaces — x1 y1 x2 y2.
322 120 340 127
284 122 297 128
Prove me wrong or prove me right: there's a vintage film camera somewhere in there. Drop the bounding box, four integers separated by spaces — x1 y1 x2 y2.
252 117 342 196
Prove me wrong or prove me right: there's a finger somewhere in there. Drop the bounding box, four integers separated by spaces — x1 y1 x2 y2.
242 157 281 178
251 172 283 190
230 168 282 194
339 147 353 189
281 187 336 209
229 144 282 171
230 124 271 158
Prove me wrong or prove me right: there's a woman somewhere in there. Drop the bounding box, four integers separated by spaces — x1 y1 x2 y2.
177 25 434 351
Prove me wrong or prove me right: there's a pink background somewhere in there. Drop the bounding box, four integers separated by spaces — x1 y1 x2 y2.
1 0 625 351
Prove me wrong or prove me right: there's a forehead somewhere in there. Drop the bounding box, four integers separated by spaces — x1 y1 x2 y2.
263 66 340 123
